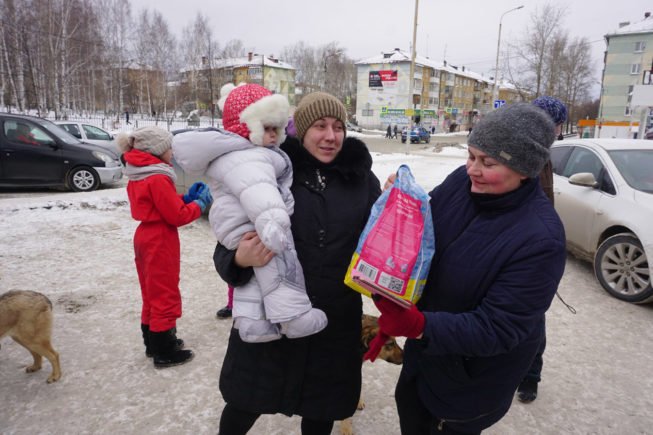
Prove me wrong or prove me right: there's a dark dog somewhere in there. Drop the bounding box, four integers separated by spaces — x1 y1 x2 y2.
340 314 404 435
0 291 61 383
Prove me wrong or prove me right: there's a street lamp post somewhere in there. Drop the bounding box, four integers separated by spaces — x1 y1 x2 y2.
492 5 524 107
323 49 343 92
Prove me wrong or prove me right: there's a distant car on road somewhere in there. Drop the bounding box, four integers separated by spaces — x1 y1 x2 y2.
55 121 120 155
401 126 431 144
550 138 653 303
0 113 122 192
346 122 362 133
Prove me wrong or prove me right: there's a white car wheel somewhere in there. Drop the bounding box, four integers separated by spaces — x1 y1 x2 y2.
594 233 653 304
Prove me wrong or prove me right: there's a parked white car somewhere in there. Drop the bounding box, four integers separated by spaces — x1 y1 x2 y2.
55 121 120 156
346 122 362 133
550 138 653 303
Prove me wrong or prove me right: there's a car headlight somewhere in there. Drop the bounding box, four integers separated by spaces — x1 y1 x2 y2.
92 150 114 165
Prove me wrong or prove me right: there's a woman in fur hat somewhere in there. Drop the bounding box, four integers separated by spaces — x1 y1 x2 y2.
119 126 212 369
205 91 381 434
366 103 567 434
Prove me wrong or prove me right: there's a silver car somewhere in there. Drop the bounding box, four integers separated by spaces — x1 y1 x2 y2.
551 139 653 303
55 121 120 155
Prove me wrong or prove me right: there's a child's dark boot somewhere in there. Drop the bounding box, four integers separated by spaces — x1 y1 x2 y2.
149 329 194 368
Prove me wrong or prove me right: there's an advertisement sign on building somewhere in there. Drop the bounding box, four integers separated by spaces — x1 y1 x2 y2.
369 70 398 89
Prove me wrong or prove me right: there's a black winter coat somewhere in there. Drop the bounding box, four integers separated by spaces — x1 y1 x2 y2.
214 136 381 420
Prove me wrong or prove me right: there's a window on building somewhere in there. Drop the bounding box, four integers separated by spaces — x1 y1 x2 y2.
248 67 262 79
635 41 646 52
362 109 374 117
631 63 641 75
414 78 422 91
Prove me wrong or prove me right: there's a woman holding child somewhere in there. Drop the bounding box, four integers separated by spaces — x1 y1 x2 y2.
212 92 381 434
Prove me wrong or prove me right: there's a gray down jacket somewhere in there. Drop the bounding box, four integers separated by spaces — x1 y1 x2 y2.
172 129 311 323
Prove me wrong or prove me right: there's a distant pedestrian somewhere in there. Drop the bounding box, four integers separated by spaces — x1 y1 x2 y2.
393 124 398 139
431 126 435 134
386 125 392 138
125 110 131 125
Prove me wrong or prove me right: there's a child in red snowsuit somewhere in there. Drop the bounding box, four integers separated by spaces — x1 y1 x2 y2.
118 126 212 369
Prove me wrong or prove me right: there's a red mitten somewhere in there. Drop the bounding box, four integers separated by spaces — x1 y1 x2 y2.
375 297 425 338
363 331 391 362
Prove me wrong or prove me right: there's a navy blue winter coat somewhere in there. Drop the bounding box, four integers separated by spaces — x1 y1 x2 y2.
403 165 566 432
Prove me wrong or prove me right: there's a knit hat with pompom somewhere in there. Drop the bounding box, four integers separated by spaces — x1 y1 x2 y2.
218 83 289 146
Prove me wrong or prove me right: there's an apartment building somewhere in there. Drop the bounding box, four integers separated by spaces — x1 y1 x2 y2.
354 48 521 131
599 12 653 138
179 53 296 110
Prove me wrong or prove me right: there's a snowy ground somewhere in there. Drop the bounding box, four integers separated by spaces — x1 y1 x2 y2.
1 149 652 435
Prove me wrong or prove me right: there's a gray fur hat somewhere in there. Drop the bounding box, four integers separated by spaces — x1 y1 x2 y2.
468 102 556 178
117 126 173 157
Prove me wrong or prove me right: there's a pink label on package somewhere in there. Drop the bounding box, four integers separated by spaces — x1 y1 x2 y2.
356 189 424 296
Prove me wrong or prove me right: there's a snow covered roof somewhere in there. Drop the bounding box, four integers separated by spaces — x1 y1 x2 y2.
356 49 494 85
606 14 653 36
181 54 295 73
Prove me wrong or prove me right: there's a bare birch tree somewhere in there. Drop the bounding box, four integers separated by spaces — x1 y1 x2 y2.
509 3 566 97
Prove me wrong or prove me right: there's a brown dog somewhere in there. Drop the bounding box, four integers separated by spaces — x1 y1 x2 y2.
0 291 61 383
340 314 404 435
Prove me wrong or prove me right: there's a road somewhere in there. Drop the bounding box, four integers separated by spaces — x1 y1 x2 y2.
361 132 469 154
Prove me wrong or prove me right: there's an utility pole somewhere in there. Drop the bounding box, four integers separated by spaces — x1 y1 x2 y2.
407 0 419 155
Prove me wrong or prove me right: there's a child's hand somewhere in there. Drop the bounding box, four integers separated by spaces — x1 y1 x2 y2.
183 181 207 203
193 187 212 212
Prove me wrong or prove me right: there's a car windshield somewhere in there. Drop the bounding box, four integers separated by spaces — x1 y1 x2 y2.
36 119 83 145
608 149 653 193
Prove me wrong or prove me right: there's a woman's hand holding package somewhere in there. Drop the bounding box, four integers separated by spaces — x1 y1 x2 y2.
375 296 425 338
383 173 396 191
234 232 274 268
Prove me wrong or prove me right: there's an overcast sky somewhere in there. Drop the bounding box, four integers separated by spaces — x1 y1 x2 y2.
132 0 651 98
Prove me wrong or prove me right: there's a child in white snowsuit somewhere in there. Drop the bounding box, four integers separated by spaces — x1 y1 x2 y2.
173 83 327 343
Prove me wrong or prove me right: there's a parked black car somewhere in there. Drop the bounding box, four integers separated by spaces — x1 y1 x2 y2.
0 113 123 191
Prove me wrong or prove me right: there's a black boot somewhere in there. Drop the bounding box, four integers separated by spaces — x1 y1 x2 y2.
144 325 184 358
517 379 538 403
216 306 232 319
149 329 194 368
169 327 185 349
141 324 151 357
